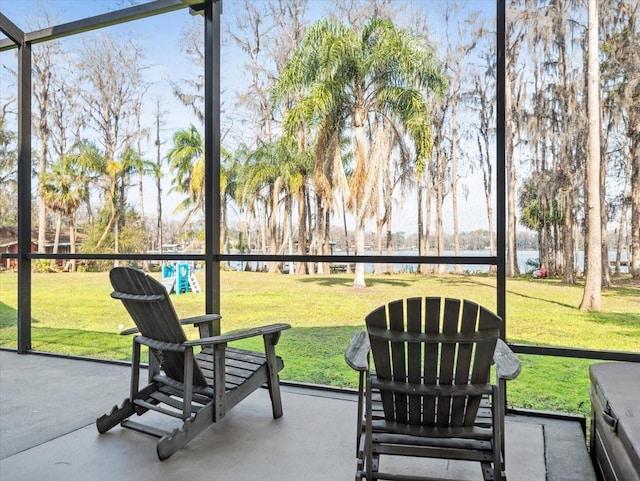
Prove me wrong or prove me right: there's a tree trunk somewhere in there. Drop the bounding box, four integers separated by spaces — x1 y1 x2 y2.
600 116 610 288
296 185 308 274
614 157 630 276
417 171 428 275
277 195 292 263
34 43 53 256
630 94 640 279
425 168 433 275
630 137 640 278
314 194 324 275
561 203 575 283
450 99 462 274
480 133 495 274
505 71 519 276
50 213 61 270
288 200 294 275
37 142 48 255
322 207 331 274
486 198 495 274
95 186 117 251
69 217 77 272
268 178 282 273
353 221 366 288
435 164 446 274
384 164 393 275
351 115 369 287
341 189 350 258
580 0 602 311
155 102 164 255
375 212 383 275
432 136 446 275
386 200 393 275
221 199 228 254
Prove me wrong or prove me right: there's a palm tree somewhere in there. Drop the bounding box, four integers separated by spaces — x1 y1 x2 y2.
64 140 103 224
220 149 240 256
39 156 87 271
274 18 447 287
238 142 284 272
167 125 234 253
89 146 156 253
167 125 205 226
273 138 313 273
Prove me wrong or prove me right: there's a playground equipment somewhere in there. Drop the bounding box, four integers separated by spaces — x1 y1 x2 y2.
162 262 201 295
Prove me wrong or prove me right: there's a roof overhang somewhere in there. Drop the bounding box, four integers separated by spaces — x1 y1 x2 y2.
0 0 208 52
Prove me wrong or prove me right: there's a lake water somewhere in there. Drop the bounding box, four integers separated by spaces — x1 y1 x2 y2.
359 250 629 274
231 249 629 274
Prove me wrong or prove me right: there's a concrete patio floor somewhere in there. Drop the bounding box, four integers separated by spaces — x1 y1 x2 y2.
0 350 596 481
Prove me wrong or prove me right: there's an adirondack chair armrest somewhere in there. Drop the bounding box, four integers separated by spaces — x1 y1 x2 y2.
180 314 221 327
184 323 291 347
135 335 188 352
180 314 222 337
119 319 219 335
120 326 140 335
345 331 370 372
494 339 521 380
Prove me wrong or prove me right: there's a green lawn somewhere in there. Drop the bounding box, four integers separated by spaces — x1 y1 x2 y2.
1 270 638 418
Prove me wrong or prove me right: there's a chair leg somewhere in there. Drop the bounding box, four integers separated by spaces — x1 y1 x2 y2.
96 382 159 433
355 422 366 480
156 403 215 460
492 385 505 481
364 376 374 480
356 370 365 454
97 337 146 433
96 398 136 433
264 334 283 419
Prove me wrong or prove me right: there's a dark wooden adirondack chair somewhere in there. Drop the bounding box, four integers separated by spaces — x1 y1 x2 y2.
345 297 521 481
96 267 290 460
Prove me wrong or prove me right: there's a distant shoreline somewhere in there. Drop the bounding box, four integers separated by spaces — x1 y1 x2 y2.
226 249 630 275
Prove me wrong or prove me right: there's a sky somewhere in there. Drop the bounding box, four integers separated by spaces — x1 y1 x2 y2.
0 0 498 235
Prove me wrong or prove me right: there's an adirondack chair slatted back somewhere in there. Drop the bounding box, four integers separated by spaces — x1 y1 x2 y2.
110 267 207 386
366 297 500 428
